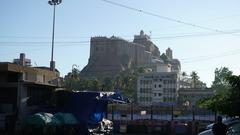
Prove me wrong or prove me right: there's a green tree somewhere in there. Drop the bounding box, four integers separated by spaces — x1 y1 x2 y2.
64 68 81 90
198 74 240 116
224 75 240 116
64 69 103 91
64 66 143 101
113 72 124 89
180 71 188 82
190 71 199 88
103 77 113 91
112 68 147 102
182 71 187 77
91 78 102 91
160 53 170 63
211 67 232 94
198 91 228 112
137 67 145 74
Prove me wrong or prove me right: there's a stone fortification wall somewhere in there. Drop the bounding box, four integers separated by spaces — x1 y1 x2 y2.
82 37 154 77
81 31 161 77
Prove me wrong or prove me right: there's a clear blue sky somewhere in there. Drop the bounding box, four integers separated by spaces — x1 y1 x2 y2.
1 0 240 86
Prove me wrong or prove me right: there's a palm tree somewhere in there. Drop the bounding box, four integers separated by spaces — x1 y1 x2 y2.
181 71 188 81
190 71 199 88
182 71 187 77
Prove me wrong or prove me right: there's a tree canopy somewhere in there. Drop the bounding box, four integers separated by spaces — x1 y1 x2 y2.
198 72 240 116
63 67 146 102
211 67 233 94
180 71 206 88
190 71 200 88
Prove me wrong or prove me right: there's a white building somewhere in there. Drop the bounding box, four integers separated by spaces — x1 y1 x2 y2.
137 47 182 106
137 64 180 106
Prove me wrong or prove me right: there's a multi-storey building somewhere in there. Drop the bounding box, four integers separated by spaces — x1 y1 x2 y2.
0 53 61 130
137 65 180 106
137 46 181 106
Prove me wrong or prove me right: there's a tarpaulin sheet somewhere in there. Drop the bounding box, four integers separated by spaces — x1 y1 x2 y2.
56 91 107 124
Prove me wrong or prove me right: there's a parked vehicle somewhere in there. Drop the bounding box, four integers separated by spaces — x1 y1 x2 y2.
206 118 239 130
198 129 213 135
198 119 240 135
227 122 240 135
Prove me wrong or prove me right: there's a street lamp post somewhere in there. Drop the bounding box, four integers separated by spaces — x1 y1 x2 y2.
48 0 62 71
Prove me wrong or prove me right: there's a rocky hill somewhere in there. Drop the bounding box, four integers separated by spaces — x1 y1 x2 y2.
81 31 161 78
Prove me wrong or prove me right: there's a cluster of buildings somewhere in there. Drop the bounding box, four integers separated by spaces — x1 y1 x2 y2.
0 30 215 130
81 30 214 107
137 48 214 106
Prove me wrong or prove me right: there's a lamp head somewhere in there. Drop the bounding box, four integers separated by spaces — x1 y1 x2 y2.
48 0 62 5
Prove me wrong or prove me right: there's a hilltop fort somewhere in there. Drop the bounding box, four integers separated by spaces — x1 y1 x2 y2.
81 30 180 77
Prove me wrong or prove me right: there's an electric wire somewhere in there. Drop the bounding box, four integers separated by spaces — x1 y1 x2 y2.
182 50 240 64
101 0 239 37
1 29 240 46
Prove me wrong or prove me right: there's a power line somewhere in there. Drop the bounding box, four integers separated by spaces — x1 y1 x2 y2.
181 48 240 61
182 50 240 64
1 12 238 40
151 30 240 39
151 14 240 32
0 47 50 55
101 0 239 37
201 14 240 22
0 36 91 39
1 29 240 46
2 43 240 64
0 42 89 55
0 41 89 45
1 29 240 40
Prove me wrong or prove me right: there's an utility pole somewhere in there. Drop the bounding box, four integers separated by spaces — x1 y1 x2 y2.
48 0 62 71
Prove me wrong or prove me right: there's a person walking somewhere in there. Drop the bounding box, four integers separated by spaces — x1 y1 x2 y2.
212 116 227 135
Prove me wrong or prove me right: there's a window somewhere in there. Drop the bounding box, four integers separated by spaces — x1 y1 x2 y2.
173 88 176 93
158 93 162 96
159 84 162 88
